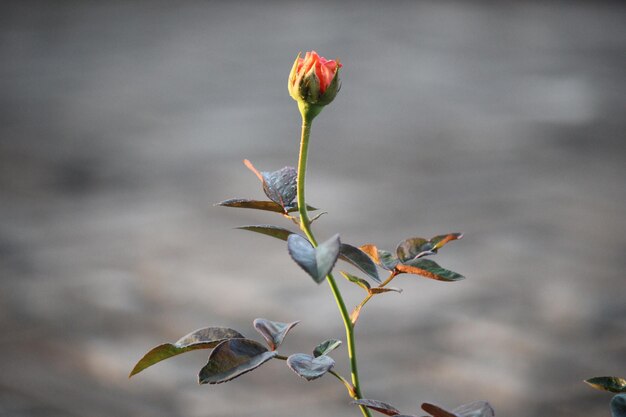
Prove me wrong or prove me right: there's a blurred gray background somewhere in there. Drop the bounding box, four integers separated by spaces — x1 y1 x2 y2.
1 1 625 416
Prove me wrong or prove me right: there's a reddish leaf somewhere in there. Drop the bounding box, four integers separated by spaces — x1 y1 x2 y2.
396 233 463 263
369 287 402 294
421 403 457 417
396 259 464 282
352 399 401 416
217 198 289 213
360 244 399 270
430 233 463 251
341 271 371 291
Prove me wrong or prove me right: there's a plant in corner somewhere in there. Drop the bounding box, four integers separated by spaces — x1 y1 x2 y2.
129 51 495 417
585 376 626 417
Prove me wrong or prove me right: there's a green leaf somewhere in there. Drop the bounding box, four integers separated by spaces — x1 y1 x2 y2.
313 339 342 357
262 166 297 209
198 338 276 384
339 243 380 282
286 353 335 381
236 225 295 241
340 271 371 291
351 399 400 416
586 376 626 393
612 394 626 417
287 234 341 283
396 259 464 282
129 327 244 377
360 244 399 270
253 318 299 351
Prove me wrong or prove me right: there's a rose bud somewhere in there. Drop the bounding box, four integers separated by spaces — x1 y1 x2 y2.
288 51 341 119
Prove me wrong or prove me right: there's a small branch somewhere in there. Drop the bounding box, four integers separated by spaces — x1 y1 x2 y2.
351 270 399 326
329 370 357 398
351 294 373 326
283 213 301 226
379 269 399 288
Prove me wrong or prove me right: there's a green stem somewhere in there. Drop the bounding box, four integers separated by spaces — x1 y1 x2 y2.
297 120 313 232
297 115 372 417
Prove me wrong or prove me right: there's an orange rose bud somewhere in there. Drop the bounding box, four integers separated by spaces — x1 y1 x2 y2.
288 51 341 119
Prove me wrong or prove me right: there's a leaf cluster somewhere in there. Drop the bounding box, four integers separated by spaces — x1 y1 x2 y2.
585 376 626 417
132 158 483 414
130 318 343 385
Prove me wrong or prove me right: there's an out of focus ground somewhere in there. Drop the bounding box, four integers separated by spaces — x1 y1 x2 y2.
1 1 625 416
